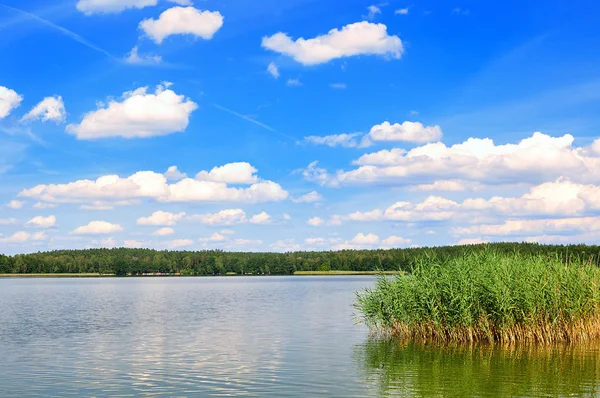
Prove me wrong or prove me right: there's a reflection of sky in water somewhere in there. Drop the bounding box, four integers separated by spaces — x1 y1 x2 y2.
0 276 378 397
3 277 599 397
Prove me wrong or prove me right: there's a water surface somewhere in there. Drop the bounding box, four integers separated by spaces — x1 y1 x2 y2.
0 276 599 397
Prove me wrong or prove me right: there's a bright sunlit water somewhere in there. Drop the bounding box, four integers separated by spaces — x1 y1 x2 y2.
1 276 599 397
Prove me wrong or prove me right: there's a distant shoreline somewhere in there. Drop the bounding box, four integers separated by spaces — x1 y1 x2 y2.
0 271 396 278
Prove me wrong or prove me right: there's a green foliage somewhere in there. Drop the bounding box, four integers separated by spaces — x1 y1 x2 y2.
355 248 600 343
1 242 600 278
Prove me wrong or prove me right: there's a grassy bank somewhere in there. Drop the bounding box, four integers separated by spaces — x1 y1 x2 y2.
294 270 404 276
355 249 600 344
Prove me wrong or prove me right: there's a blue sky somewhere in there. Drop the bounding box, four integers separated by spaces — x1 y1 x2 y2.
1 0 600 254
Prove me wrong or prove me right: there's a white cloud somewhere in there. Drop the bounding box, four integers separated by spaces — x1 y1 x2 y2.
307 133 600 187
286 78 302 87
381 235 412 246
20 164 288 205
76 0 157 15
123 239 144 248
189 209 272 226
0 218 19 225
395 8 409 15
166 239 194 248
0 86 23 119
410 180 482 192
455 238 489 245
362 121 443 145
25 215 56 228
33 202 57 209
329 83 347 89
305 237 327 246
307 217 325 227
138 211 186 226
454 217 600 237
153 227 175 236
366 5 381 19
352 233 379 245
124 46 162 65
220 229 235 235
164 166 187 181
72 221 123 235
271 239 301 252
461 179 600 217
6 200 24 209
0 231 31 244
348 196 459 223
262 21 403 65
190 209 247 225
195 162 258 184
303 133 364 148
167 0 192 4
249 211 271 224
80 200 139 210
66 84 198 140
267 62 279 79
32 232 49 241
232 239 263 246
199 233 227 242
140 6 224 44
21 96 66 123
292 191 323 203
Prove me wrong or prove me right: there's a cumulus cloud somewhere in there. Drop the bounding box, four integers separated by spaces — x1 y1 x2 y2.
34 202 57 209
6 200 24 209
25 215 56 228
199 233 227 242
21 96 66 123
455 238 490 245
306 133 600 186
165 239 194 249
262 21 403 65
189 209 272 225
153 227 175 236
303 133 364 148
348 196 459 223
66 84 198 140
0 86 23 118
454 217 600 237
292 191 323 203
138 211 186 226
140 6 224 44
80 200 139 210
362 121 443 145
267 62 279 79
366 5 381 19
164 166 187 181
307 217 325 227
381 235 412 247
352 233 379 245
124 46 162 65
76 0 157 15
0 231 31 244
195 162 258 184
72 221 123 235
410 180 482 192
19 164 288 205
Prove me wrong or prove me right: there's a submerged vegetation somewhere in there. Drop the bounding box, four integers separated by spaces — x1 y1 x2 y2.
1 242 599 276
355 249 600 343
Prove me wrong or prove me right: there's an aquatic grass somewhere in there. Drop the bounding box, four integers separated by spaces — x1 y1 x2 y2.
355 249 600 343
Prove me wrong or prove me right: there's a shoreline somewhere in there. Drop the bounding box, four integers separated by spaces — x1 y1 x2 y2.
0 271 398 278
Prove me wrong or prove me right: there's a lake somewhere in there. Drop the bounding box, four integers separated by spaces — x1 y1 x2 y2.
1 276 599 397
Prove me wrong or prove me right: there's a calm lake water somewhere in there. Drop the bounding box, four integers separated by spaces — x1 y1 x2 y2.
1 276 599 397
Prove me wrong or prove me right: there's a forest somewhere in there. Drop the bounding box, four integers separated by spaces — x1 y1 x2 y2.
1 242 599 276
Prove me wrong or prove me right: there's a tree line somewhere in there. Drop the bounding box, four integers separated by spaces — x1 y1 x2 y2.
1 242 599 276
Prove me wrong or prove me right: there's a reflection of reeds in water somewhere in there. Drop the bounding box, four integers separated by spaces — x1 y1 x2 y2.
355 340 600 397
355 250 600 344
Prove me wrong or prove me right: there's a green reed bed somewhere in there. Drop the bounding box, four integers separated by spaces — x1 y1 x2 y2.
355 249 600 343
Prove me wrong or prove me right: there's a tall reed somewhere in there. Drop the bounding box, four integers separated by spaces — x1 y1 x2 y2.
355 249 600 343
